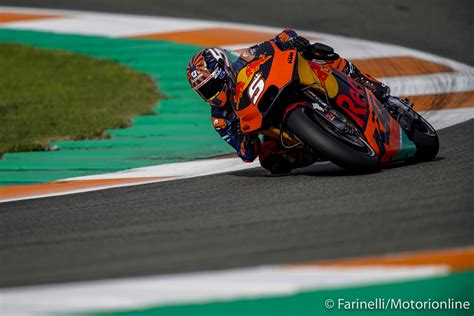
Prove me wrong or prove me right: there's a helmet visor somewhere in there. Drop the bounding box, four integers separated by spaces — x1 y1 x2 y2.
193 66 226 101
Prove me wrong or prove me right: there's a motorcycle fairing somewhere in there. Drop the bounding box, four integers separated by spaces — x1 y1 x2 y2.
323 66 416 162
234 42 298 133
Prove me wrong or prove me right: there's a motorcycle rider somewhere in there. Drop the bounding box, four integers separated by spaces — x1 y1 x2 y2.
186 29 399 174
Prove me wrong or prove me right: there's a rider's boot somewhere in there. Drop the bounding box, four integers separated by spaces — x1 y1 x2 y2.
259 138 316 174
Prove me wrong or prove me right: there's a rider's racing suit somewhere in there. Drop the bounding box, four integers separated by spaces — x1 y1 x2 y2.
209 29 390 174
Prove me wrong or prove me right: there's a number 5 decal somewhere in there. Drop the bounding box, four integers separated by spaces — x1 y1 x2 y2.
248 72 265 104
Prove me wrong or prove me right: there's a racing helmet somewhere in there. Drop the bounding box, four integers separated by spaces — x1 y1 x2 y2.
186 48 235 107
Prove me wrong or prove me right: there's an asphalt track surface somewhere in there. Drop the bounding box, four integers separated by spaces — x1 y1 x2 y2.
0 0 473 287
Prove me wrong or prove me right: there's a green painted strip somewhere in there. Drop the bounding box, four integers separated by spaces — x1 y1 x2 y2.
91 270 473 316
0 29 231 185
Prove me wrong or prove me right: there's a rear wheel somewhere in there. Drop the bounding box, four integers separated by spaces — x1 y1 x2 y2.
286 107 379 171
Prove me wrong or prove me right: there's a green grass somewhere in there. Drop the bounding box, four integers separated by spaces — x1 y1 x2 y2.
0 43 158 156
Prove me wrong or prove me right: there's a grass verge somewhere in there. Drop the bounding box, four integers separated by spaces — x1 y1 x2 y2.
0 43 158 156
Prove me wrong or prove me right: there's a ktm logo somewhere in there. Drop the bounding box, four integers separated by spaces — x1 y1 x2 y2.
287 52 294 64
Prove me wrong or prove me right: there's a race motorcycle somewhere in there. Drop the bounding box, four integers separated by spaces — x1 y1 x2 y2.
232 41 439 170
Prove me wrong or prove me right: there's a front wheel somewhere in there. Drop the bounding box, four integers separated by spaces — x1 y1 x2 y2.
410 113 439 162
286 107 379 171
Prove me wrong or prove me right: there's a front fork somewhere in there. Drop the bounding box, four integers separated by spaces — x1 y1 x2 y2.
384 97 419 139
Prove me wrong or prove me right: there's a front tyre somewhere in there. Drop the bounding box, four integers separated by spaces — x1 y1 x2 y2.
410 114 439 162
286 107 379 171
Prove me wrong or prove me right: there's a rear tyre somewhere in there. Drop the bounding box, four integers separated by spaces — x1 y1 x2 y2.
286 107 379 171
410 114 439 162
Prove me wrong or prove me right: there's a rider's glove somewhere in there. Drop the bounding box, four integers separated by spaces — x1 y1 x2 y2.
238 135 261 162
301 42 340 61
286 35 311 51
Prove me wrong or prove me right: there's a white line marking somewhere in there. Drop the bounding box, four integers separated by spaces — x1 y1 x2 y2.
0 14 219 37
0 264 448 315
62 157 259 181
0 158 259 203
383 71 474 96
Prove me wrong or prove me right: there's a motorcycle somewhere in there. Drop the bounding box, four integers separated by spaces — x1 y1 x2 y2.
232 41 439 171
